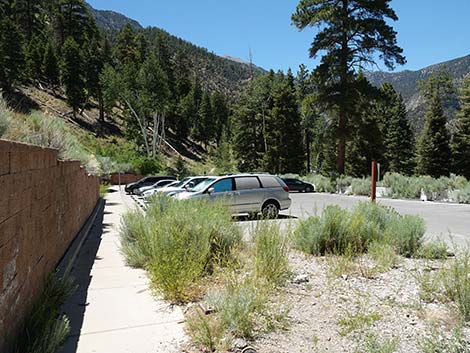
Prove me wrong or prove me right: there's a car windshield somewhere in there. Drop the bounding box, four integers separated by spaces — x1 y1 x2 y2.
173 178 191 188
189 178 216 193
164 181 179 188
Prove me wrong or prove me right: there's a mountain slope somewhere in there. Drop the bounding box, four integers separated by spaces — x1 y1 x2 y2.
86 2 264 96
85 4 142 31
366 55 470 130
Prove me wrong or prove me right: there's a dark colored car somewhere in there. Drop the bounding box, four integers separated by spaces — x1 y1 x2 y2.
282 178 315 193
125 176 176 194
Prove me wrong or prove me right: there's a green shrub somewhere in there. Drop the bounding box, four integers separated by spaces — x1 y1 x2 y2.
383 173 418 199
418 250 470 321
21 112 92 168
338 307 381 336
13 274 75 353
294 202 426 257
335 175 353 193
449 174 468 190
421 327 467 353
303 174 336 193
186 308 225 351
368 241 399 272
441 251 470 320
455 184 470 204
0 99 11 137
357 334 399 353
120 197 241 303
351 178 371 196
206 276 267 339
417 241 449 260
120 208 151 268
133 157 162 175
384 215 425 257
253 221 289 285
383 172 470 203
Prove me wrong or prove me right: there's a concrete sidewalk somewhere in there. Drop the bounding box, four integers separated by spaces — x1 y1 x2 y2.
59 186 186 353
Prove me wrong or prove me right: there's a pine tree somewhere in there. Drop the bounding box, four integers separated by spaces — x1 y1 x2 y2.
176 92 196 139
451 75 470 178
211 92 229 145
342 72 382 177
292 0 406 174
25 36 44 82
0 17 25 94
416 94 451 177
61 36 85 116
380 84 415 175
42 41 60 87
99 64 120 120
266 70 304 174
194 91 214 147
233 74 273 172
137 52 170 117
115 23 138 65
56 0 91 46
14 0 45 41
134 32 148 64
83 36 104 118
415 70 454 177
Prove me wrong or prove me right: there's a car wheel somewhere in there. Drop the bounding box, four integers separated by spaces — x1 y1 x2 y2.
305 186 313 193
262 202 279 219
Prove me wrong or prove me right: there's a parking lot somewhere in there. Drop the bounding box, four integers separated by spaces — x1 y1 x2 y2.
124 185 470 248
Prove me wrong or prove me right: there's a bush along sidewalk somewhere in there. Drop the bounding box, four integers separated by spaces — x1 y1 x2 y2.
120 197 291 351
12 274 76 353
120 194 242 303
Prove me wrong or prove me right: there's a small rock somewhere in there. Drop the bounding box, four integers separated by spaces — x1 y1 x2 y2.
233 338 249 350
293 274 309 284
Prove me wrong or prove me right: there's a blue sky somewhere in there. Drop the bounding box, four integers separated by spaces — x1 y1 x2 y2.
88 0 470 74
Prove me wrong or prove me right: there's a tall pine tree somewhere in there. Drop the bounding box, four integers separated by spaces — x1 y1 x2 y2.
380 83 415 175
42 41 60 87
292 0 405 174
451 75 470 179
416 94 451 177
416 70 454 177
61 36 85 116
0 16 24 94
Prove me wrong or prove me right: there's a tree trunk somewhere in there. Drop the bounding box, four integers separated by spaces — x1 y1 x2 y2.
306 129 311 174
337 110 347 175
98 91 105 123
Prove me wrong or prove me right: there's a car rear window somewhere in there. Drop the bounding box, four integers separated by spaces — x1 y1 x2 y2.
259 176 282 188
235 177 261 190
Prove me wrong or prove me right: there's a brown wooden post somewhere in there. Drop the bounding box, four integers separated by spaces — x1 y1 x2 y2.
371 160 377 202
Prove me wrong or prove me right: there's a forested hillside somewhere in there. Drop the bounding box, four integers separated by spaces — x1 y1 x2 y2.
0 0 264 174
1 0 469 181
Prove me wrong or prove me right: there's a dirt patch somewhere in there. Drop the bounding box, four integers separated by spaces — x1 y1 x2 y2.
254 253 469 353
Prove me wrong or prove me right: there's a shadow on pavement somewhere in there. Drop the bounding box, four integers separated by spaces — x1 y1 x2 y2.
233 214 297 222
58 205 105 353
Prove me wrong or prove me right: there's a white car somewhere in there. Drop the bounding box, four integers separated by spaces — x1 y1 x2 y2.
143 180 179 198
158 176 209 197
135 179 175 196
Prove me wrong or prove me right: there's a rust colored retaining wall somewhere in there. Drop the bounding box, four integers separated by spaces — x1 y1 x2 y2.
0 139 99 351
109 173 143 185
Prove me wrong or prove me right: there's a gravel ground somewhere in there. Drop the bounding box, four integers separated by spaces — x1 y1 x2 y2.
254 252 470 353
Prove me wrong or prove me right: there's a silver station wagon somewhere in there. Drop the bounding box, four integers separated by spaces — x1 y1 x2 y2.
175 174 292 218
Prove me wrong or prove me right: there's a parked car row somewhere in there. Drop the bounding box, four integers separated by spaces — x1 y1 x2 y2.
125 173 299 218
